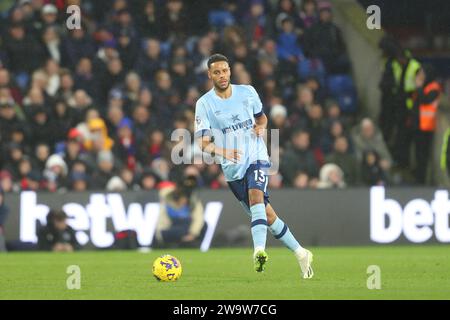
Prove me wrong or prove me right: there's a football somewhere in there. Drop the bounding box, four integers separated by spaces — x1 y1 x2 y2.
152 254 182 282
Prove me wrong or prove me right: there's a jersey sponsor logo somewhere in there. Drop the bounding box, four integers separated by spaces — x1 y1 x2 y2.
221 119 253 134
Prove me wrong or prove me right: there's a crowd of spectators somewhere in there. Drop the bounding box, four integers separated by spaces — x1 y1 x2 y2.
0 0 429 193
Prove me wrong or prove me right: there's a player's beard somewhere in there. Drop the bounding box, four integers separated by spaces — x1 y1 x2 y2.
214 79 230 92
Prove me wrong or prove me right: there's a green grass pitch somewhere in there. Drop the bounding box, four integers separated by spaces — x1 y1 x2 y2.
1 246 449 300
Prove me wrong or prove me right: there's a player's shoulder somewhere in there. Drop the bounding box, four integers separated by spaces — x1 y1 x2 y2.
196 89 214 109
234 84 260 99
234 84 257 94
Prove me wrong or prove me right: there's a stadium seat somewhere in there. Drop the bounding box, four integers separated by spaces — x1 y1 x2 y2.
208 10 235 31
297 58 326 85
326 74 357 113
326 74 355 96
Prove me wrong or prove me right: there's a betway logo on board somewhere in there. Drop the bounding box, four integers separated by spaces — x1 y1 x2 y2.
20 191 222 251
370 187 450 243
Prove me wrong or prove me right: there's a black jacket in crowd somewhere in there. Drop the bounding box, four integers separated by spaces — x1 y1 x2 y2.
37 224 80 251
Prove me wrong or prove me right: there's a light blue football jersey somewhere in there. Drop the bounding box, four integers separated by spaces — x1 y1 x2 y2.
195 84 270 181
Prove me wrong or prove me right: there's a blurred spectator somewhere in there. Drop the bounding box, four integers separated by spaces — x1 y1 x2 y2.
193 35 215 76
351 118 392 171
137 129 168 167
44 154 68 192
325 136 360 186
292 171 310 189
37 209 79 252
9 125 28 151
69 161 90 191
268 172 284 189
268 104 292 145
73 58 97 99
280 130 319 186
390 47 421 170
41 26 65 66
33 143 50 172
119 167 139 190
63 129 94 171
140 168 162 191
84 118 114 152
378 35 401 146
52 100 75 143
151 158 172 182
63 27 96 68
135 38 166 83
320 119 346 155
131 104 153 144
28 106 57 148
297 0 318 32
0 68 23 104
138 0 162 39
303 1 349 74
274 0 298 33
57 69 75 104
305 103 326 150
0 170 13 193
317 163 346 189
117 29 139 72
106 176 127 192
4 142 25 179
91 150 117 189
122 72 142 111
276 16 305 74
289 84 314 128
17 156 41 191
98 57 125 105
115 117 136 171
155 174 205 247
244 0 272 50
160 0 189 43
67 89 93 112
152 70 177 128
258 39 278 66
35 4 61 36
0 99 25 144
170 57 196 98
4 22 43 78
412 64 442 184
361 150 388 186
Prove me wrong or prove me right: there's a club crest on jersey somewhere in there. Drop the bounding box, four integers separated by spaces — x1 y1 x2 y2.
196 116 202 126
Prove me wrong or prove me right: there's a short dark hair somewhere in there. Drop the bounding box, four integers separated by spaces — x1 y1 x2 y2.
207 54 229 69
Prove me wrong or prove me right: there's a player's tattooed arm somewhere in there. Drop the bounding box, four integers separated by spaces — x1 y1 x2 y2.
253 113 268 137
198 136 242 163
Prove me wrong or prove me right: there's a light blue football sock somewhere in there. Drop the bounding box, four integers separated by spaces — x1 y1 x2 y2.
269 217 302 252
250 203 268 251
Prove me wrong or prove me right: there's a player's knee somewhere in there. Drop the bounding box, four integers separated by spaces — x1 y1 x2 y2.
248 191 264 207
